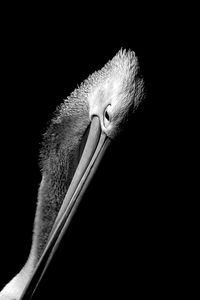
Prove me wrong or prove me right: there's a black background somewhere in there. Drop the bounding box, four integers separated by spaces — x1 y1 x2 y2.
0 5 183 299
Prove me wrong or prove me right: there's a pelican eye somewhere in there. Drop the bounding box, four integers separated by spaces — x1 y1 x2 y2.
103 105 112 128
105 110 109 121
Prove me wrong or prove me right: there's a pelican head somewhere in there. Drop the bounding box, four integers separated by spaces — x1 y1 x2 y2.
0 49 144 300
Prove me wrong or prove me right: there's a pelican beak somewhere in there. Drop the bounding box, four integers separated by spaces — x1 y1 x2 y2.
20 116 110 299
51 115 110 237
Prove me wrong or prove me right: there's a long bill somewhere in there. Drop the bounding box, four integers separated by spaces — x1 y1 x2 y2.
20 116 111 300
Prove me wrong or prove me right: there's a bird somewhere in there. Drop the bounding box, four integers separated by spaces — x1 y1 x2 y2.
0 49 144 300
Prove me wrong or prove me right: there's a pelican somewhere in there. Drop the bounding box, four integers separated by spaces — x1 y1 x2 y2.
0 49 144 300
